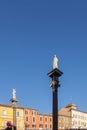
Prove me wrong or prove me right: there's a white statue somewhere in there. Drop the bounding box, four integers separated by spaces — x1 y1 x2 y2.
53 55 58 69
12 88 16 99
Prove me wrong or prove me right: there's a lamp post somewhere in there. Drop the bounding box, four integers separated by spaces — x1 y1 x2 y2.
48 55 63 130
10 89 18 130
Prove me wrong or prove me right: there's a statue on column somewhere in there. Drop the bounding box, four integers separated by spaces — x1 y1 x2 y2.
12 88 16 99
53 55 58 69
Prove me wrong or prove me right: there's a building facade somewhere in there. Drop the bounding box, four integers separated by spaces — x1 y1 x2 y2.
59 103 87 129
24 108 52 130
0 104 24 130
58 105 72 129
71 109 87 129
1 103 87 130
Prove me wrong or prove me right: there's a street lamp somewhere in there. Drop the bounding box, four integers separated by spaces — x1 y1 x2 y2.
48 55 63 130
10 89 18 130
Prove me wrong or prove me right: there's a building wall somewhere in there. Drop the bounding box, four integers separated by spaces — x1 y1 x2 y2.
24 108 52 130
24 108 38 129
24 107 72 130
58 115 71 129
1 103 87 130
16 108 24 130
71 109 87 129
0 105 24 130
0 105 13 129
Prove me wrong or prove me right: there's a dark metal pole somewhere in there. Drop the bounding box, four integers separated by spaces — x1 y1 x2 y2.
48 68 63 130
53 86 58 130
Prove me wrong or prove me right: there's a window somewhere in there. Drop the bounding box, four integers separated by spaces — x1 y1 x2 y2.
40 117 42 121
33 117 35 122
2 120 7 127
25 110 28 115
32 110 37 115
73 121 75 125
84 122 86 126
17 111 20 116
78 121 80 125
50 118 52 122
39 124 43 129
17 121 20 128
26 116 28 122
45 124 47 128
75 121 77 124
45 117 47 122
50 124 52 128
2 109 7 116
75 114 77 118
32 124 36 129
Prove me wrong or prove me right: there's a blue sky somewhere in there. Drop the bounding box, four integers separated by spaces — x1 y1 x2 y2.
0 0 87 114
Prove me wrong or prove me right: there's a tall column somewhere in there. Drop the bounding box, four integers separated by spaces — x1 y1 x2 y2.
48 55 63 130
10 89 18 130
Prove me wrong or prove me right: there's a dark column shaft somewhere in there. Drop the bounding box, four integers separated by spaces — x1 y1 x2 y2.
48 68 63 130
53 88 58 130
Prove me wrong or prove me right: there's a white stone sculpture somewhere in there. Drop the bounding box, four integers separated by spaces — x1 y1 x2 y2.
12 88 16 99
53 55 58 69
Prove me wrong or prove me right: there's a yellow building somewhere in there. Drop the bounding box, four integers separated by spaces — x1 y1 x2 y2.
0 104 24 130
